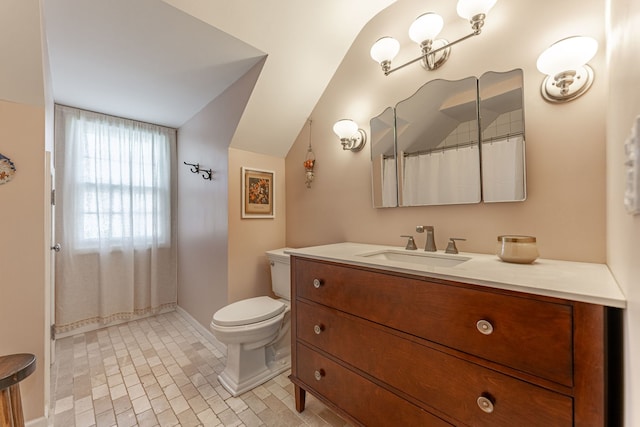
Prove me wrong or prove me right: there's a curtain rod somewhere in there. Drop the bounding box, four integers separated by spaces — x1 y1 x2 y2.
481 131 525 144
402 140 479 157
55 103 177 132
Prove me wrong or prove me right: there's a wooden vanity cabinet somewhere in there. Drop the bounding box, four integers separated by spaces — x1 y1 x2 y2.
289 256 620 427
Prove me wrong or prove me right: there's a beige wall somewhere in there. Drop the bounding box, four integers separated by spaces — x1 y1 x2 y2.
177 60 265 329
0 100 46 421
606 0 640 425
285 0 607 263
228 149 286 303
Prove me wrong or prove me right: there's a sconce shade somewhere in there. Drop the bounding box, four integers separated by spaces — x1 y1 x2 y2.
333 119 359 139
333 119 367 152
409 13 444 44
536 36 598 76
456 0 497 20
370 37 400 64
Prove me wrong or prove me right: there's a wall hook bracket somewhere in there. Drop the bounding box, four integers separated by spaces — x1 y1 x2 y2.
184 161 213 181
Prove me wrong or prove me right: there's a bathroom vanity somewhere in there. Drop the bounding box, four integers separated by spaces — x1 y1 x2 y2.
287 243 625 427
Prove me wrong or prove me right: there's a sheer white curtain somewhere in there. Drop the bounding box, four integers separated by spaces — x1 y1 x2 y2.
54 105 177 336
482 136 526 202
402 146 481 205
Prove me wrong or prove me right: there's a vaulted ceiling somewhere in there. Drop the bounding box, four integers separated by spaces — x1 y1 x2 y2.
38 0 396 157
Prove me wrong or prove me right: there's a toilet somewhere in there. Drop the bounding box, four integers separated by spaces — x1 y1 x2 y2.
210 248 292 396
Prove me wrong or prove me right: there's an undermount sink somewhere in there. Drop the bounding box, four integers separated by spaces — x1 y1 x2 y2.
357 249 470 268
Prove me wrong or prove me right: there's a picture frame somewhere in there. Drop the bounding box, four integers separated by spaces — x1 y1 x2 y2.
241 167 275 218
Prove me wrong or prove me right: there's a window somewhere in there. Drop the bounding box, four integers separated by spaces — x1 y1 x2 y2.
57 106 175 250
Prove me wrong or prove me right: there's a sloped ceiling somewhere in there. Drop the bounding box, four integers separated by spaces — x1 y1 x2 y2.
40 0 396 157
43 0 266 129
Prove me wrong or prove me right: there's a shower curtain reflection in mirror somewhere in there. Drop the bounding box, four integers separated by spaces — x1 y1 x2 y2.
53 105 177 336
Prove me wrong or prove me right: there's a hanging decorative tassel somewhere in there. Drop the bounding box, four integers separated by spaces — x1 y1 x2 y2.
304 119 316 188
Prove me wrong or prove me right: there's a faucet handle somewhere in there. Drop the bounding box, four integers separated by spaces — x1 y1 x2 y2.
445 238 466 254
401 235 418 250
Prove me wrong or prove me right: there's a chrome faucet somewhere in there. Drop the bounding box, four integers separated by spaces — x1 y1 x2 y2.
416 225 437 252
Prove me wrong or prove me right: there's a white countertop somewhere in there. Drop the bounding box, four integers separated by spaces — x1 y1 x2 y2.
286 242 626 308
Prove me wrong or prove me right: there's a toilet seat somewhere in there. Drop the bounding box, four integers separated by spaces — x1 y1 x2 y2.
212 296 285 327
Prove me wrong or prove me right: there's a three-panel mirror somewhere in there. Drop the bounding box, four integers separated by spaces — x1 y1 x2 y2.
370 69 526 208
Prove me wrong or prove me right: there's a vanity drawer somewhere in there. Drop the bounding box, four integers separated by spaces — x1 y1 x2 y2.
294 258 573 386
295 343 452 427
296 300 573 427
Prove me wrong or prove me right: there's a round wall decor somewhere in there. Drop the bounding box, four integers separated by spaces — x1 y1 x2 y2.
0 153 17 184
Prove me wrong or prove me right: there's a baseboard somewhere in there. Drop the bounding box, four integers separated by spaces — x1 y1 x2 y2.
175 306 226 354
26 416 47 427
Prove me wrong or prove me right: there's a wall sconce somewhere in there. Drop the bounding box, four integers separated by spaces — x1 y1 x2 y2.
536 36 598 103
370 0 497 75
333 119 367 152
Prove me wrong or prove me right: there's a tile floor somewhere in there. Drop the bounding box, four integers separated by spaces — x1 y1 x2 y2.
49 311 351 427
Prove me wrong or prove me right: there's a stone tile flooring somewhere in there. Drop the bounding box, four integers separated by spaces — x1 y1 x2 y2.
49 311 350 427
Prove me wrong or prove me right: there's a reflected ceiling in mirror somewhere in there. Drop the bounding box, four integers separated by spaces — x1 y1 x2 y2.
396 76 481 207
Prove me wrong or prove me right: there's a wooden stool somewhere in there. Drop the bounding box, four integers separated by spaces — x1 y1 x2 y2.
0 354 36 427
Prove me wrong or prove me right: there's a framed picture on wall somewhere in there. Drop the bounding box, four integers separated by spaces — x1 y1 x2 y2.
241 167 275 218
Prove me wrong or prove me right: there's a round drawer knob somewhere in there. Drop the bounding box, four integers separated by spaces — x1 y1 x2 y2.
314 324 324 335
313 279 323 289
477 395 494 413
476 319 494 335
314 369 325 381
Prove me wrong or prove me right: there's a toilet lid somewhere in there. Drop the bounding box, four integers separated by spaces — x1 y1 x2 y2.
213 296 286 327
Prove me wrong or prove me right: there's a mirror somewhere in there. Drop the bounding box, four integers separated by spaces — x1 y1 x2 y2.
370 107 397 208
369 69 526 208
396 77 481 206
479 69 526 202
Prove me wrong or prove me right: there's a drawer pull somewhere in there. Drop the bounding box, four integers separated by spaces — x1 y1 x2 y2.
476 319 494 335
314 369 325 381
314 324 324 335
477 395 495 413
313 279 324 288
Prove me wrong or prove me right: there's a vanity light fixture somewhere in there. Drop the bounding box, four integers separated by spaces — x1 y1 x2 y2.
333 119 367 152
370 0 497 75
536 36 598 103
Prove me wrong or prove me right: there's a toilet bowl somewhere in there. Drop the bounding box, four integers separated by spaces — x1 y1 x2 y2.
210 248 292 397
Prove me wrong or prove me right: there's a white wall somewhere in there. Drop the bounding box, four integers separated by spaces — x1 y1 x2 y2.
177 59 265 329
606 0 640 425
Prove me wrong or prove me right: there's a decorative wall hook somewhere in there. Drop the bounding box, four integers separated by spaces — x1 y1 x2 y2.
183 161 213 180
199 168 212 180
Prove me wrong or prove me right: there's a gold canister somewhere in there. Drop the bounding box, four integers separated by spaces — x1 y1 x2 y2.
496 235 538 264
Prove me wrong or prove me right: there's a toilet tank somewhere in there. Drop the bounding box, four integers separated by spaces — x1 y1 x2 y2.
266 248 291 300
